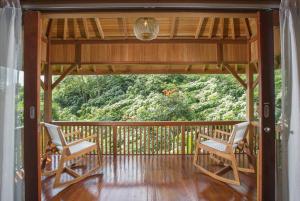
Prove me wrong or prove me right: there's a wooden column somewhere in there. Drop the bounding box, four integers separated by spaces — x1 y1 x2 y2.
24 11 42 201
44 39 52 122
246 64 254 151
257 10 275 201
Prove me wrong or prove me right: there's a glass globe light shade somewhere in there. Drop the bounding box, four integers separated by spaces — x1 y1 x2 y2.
133 17 159 41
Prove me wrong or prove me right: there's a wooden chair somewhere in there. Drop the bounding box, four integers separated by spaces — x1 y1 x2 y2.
42 123 102 188
193 122 255 185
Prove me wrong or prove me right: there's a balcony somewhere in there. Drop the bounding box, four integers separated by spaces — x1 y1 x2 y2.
41 121 260 201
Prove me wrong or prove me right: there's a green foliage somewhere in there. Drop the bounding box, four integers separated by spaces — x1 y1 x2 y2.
51 74 261 121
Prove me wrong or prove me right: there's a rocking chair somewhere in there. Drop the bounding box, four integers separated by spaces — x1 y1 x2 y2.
42 123 102 188
193 122 255 185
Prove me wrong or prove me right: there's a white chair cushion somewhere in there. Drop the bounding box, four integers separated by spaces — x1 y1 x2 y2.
200 140 227 152
68 141 96 154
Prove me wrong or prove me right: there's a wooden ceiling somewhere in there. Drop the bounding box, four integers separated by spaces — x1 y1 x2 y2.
43 16 257 40
41 12 279 75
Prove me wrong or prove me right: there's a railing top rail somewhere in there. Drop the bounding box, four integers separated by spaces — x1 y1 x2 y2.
51 120 244 127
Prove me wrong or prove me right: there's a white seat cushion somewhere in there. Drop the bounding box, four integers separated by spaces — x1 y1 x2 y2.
200 140 227 152
68 141 96 154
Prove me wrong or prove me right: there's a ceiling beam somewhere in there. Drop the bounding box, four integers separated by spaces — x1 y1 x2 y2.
195 17 204 39
230 18 235 39
220 17 224 39
42 11 257 19
82 18 90 39
243 18 251 39
46 19 53 38
94 18 105 39
63 18 68 40
209 17 215 38
170 17 177 39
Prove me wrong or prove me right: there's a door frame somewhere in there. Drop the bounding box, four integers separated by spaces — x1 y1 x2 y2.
23 9 276 201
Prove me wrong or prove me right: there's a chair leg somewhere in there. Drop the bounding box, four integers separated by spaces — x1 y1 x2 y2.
230 153 240 185
53 152 66 188
193 144 199 166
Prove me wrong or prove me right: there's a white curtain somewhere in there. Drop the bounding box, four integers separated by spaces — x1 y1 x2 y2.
0 0 22 201
280 0 300 201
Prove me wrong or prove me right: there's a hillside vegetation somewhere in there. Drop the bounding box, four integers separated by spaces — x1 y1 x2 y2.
49 72 277 122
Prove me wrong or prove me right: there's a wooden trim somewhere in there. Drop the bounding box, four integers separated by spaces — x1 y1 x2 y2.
257 10 275 201
24 11 41 201
45 19 53 38
220 17 224 39
41 11 258 19
50 38 248 44
246 64 254 151
195 17 204 39
51 65 76 89
82 18 90 39
223 64 247 88
63 18 68 40
44 39 52 122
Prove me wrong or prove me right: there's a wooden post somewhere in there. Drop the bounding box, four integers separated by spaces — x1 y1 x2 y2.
24 11 42 201
257 11 275 201
113 126 117 157
181 126 185 155
44 39 52 122
246 64 254 151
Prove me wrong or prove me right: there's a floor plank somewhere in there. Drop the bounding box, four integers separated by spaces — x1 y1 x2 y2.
42 155 256 201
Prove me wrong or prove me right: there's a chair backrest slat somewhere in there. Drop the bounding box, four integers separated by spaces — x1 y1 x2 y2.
229 122 249 145
44 123 67 148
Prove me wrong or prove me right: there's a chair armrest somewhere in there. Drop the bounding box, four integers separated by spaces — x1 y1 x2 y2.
197 133 231 146
64 130 81 138
64 135 97 148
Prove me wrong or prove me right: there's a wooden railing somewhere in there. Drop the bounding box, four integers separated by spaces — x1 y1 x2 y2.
40 120 263 156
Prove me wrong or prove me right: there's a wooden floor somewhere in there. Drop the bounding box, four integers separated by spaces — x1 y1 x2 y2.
42 155 256 201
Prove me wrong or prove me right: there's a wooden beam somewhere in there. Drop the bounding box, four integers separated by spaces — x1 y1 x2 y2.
24 11 41 201
230 18 235 39
42 11 258 19
185 64 192 72
40 79 45 90
123 17 128 38
170 17 177 39
94 18 105 39
209 17 215 38
45 18 53 38
252 77 259 89
82 19 89 39
220 17 224 39
63 18 68 40
223 64 247 88
257 11 275 201
195 17 204 39
51 65 76 89
246 64 254 151
73 18 77 38
243 18 251 39
44 39 52 122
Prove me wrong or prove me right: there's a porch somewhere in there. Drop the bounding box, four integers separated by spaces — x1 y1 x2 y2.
41 121 260 201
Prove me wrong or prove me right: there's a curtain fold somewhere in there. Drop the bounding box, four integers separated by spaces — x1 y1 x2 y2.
279 0 300 201
0 1 22 201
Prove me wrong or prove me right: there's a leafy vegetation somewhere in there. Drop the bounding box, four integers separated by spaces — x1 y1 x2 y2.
50 71 282 122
